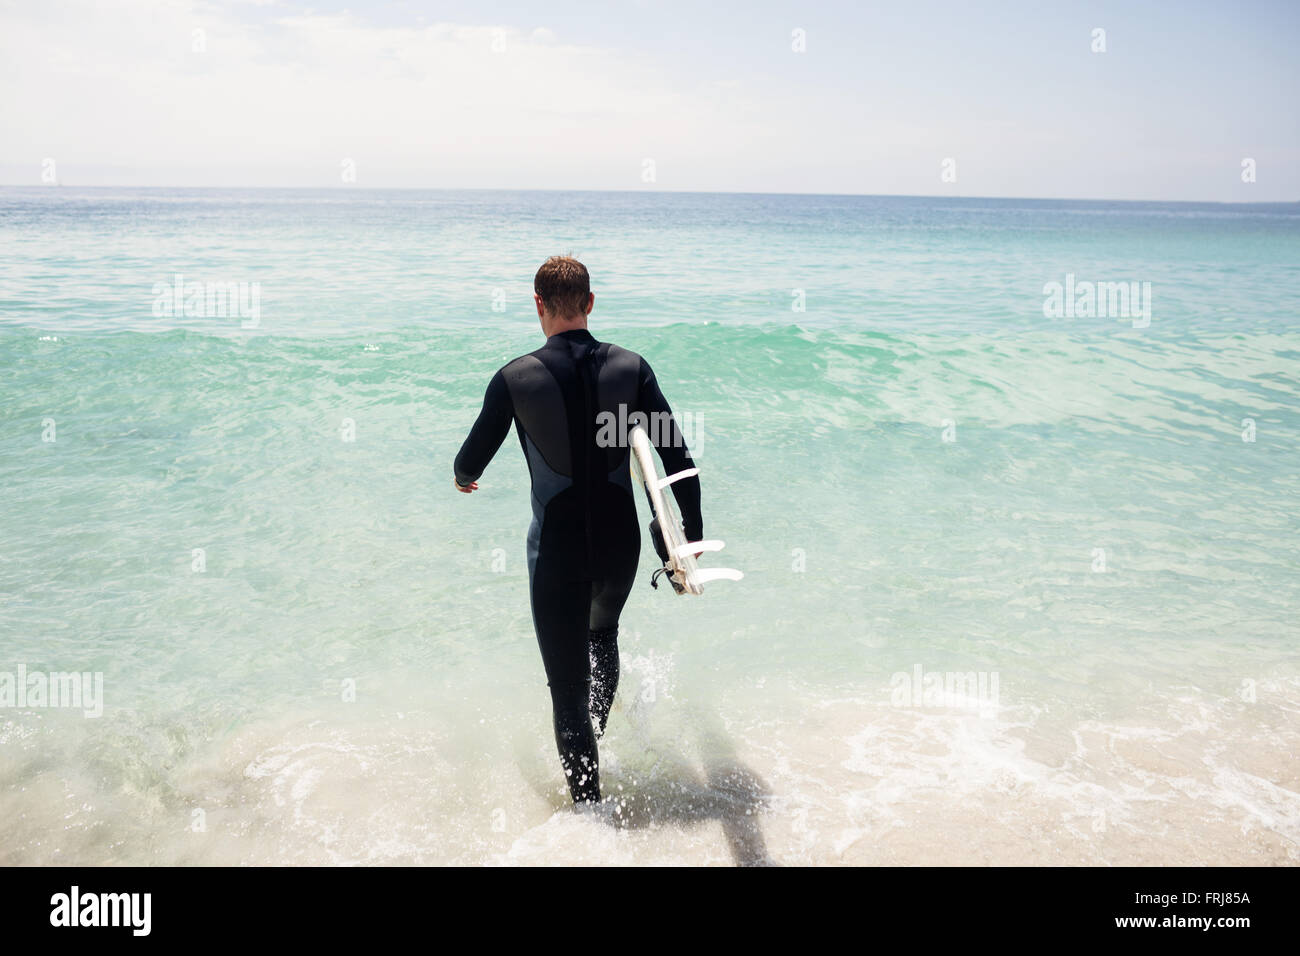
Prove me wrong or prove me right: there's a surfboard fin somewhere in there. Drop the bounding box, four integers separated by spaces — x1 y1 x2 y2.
655 468 699 491
671 539 725 559
693 568 744 585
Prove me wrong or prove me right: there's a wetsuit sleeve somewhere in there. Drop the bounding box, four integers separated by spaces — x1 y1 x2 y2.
454 369 513 487
638 358 703 542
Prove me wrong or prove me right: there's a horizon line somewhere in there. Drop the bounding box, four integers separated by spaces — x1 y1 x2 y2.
1 183 1295 207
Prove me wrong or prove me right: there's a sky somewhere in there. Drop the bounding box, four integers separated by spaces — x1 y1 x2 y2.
1 0 1297 200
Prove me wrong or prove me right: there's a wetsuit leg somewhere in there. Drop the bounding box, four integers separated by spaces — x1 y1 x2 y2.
529 568 601 803
588 541 638 739
587 626 619 740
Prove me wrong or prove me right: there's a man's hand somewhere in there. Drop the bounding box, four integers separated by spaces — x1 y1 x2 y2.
454 478 478 494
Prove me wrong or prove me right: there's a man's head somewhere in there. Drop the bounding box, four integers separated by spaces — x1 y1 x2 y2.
534 256 593 334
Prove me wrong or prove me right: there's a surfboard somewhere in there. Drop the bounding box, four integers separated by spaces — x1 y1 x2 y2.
628 423 743 595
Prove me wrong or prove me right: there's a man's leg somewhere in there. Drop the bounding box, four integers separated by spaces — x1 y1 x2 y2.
530 570 600 803
587 625 620 739
588 543 638 738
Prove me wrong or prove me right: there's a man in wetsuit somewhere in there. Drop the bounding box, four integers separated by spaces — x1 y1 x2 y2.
453 256 702 804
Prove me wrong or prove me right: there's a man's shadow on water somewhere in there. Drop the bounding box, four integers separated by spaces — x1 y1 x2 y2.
520 702 779 867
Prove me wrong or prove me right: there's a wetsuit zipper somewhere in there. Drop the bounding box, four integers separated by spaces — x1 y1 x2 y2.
578 343 597 573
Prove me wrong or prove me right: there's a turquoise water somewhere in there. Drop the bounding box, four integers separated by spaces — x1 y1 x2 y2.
1 188 1298 864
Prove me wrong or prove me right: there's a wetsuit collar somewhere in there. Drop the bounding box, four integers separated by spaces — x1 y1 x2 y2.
546 328 596 344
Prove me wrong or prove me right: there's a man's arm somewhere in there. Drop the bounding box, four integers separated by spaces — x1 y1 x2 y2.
453 370 513 492
638 358 703 541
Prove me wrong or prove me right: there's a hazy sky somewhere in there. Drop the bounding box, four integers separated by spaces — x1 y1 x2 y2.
2 0 1297 200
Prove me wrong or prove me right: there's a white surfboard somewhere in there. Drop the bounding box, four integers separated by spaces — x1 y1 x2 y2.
628 424 743 595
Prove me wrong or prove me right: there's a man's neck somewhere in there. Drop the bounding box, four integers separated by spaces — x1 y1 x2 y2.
544 317 590 337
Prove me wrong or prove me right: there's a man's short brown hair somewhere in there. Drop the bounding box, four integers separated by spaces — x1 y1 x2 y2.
534 256 590 318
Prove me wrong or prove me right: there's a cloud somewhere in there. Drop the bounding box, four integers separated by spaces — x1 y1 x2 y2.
3 0 1292 198
0 0 735 187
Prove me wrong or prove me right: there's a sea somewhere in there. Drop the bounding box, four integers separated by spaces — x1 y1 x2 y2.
1 186 1297 864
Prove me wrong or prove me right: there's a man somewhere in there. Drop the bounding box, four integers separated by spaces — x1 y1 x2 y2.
453 256 702 804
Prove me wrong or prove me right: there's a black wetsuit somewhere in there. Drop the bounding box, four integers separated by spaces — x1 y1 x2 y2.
454 329 702 803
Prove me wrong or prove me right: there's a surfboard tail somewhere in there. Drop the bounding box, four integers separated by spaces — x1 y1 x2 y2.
630 423 742 595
